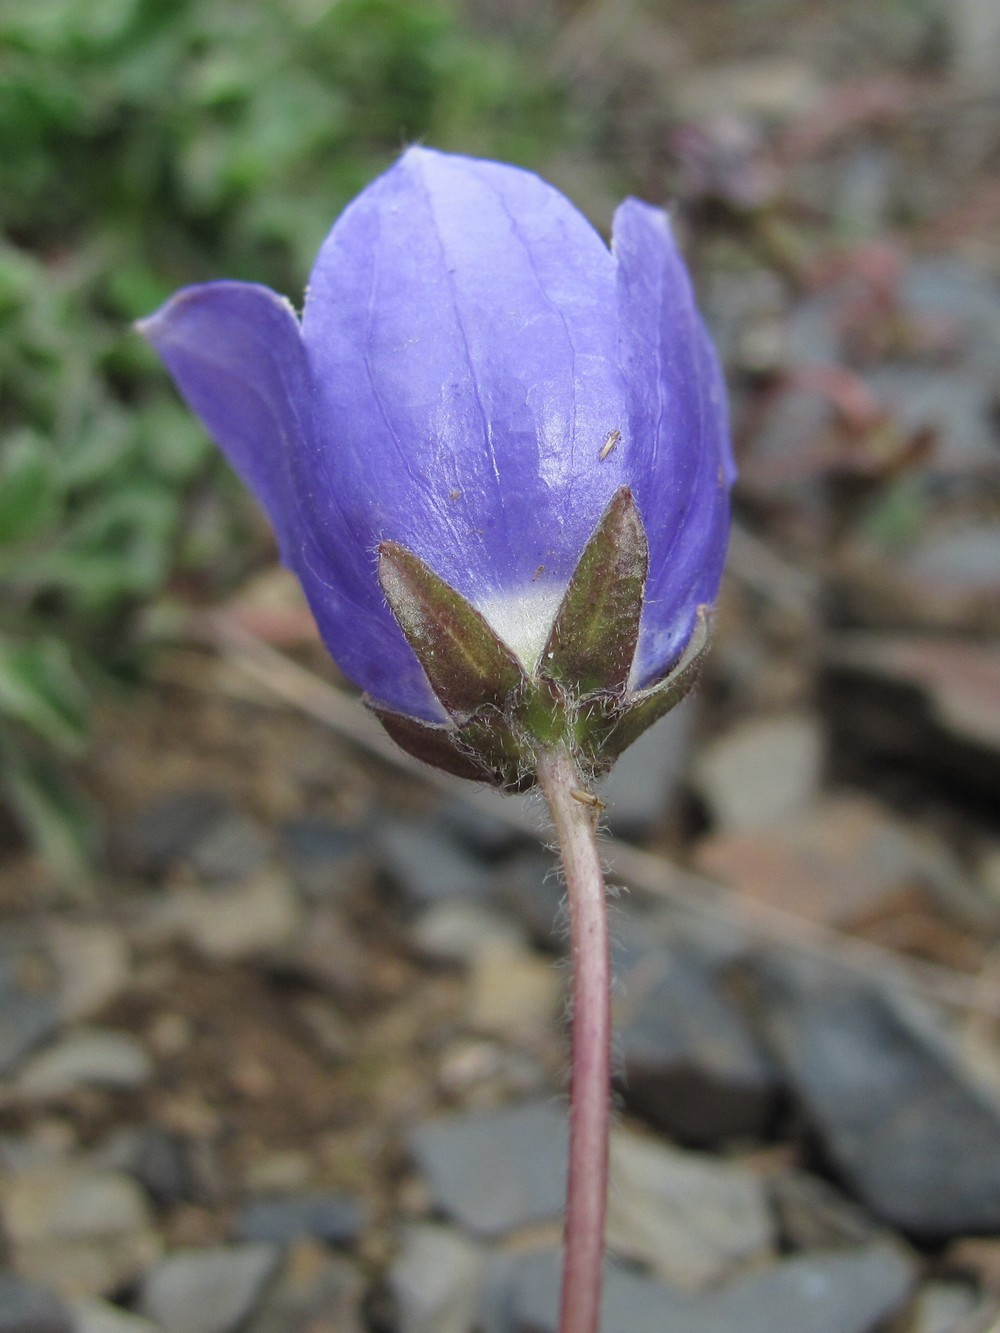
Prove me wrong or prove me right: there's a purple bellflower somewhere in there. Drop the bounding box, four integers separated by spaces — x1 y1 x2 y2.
141 147 733 788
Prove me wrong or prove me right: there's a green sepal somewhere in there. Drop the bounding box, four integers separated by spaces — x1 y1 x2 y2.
540 487 648 695
368 699 537 793
460 706 538 792
596 607 713 762
367 703 492 783
378 542 527 719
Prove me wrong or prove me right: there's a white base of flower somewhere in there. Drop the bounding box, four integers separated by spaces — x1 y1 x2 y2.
478 584 565 672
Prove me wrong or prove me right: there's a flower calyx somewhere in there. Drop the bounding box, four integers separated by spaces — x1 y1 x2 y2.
370 487 712 789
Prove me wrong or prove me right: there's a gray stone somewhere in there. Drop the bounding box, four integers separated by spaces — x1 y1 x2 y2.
69 1300 160 1333
242 1246 364 1333
279 818 370 901
411 901 524 966
949 0 1000 81
466 939 560 1038
757 958 1000 1235
494 852 567 952
0 991 60 1080
187 812 270 883
832 144 894 238
46 923 131 1024
701 1246 915 1333
606 1129 775 1289
115 790 233 877
3 1163 160 1299
390 1225 486 1333
615 932 778 1145
692 713 824 833
3 1166 154 1246
96 1126 191 1207
485 1244 913 1333
910 1281 982 1333
770 1170 888 1252
0 943 60 1079
439 800 520 860
156 871 302 963
0 1275 72 1333
409 1101 567 1239
596 700 696 836
14 1030 152 1099
378 819 492 906
140 1246 281 1333
233 1194 365 1245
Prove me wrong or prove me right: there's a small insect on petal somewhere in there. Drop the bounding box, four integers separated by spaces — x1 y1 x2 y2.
599 429 621 461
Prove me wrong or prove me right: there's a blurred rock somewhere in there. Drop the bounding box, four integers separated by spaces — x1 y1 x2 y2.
46 923 131 1024
70 1300 160 1333
691 713 824 833
837 534 1000 634
833 144 895 238
377 819 493 906
0 1274 72 1333
438 800 521 861
114 790 233 878
389 1224 486 1333
606 1129 775 1289
695 792 986 931
186 812 270 884
96 1126 191 1208
153 871 302 963
411 901 523 967
408 1101 566 1239
596 701 696 837
233 1194 365 1246
12 1030 151 1100
243 1242 364 1333
910 1281 982 1333
278 818 371 901
615 933 778 1145
483 1243 913 1333
826 633 1000 752
240 1151 314 1197
494 852 567 952
756 958 1000 1235
770 1169 889 1252
948 0 1000 82
3 1163 160 1299
674 59 822 124
466 940 559 1038
0 973 59 1081
291 997 355 1064
140 1246 281 1333
285 906 369 1003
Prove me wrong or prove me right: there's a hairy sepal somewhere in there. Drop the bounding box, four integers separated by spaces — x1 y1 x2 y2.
541 487 648 696
378 541 527 719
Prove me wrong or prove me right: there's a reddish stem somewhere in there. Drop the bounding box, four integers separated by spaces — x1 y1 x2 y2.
537 747 611 1333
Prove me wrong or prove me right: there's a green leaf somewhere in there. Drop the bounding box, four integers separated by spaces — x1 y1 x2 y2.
378 541 527 718
0 636 89 750
541 486 648 695
0 743 96 880
0 431 57 545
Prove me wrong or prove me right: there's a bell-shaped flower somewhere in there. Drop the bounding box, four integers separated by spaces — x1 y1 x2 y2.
141 147 733 786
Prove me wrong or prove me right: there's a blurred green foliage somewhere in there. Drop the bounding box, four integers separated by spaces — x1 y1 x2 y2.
0 0 582 871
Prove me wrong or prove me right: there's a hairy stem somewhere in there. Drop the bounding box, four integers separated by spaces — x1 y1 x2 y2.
537 747 611 1333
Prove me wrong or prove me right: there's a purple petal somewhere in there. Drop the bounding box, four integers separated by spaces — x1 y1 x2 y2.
139 282 444 719
613 200 734 684
300 147 632 617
